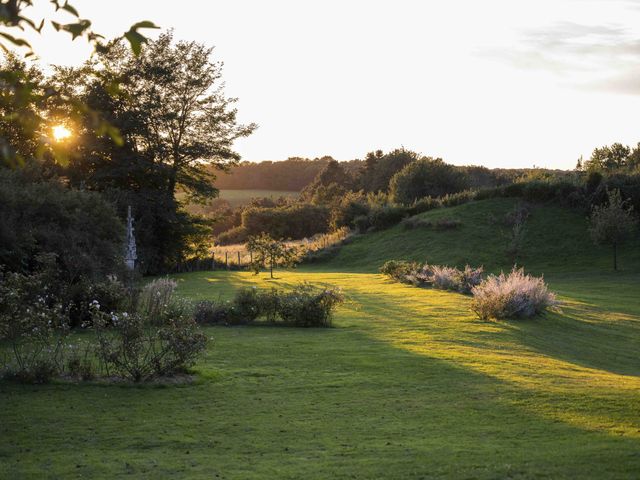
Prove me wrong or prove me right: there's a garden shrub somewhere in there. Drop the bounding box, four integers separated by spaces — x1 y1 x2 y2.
277 284 344 327
194 284 343 327
228 288 262 324
0 255 70 383
470 268 558 320
138 278 178 325
92 302 207 382
379 260 420 282
193 300 230 325
381 260 483 294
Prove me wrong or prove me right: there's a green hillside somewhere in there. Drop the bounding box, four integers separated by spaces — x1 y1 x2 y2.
324 197 640 274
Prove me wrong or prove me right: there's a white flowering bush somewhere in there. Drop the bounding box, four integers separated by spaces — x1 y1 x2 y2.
137 278 178 325
471 268 559 320
0 256 70 383
91 301 207 382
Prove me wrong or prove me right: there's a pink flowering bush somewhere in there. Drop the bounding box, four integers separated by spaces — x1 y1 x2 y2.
471 268 559 320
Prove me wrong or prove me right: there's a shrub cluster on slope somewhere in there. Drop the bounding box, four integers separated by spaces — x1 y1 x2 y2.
380 261 558 320
471 268 559 320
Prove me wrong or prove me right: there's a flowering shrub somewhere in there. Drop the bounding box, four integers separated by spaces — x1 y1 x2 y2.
138 278 178 325
429 265 461 290
471 268 559 320
382 260 483 294
0 256 70 383
91 303 207 382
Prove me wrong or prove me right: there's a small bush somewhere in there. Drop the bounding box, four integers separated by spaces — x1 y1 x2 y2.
197 284 343 327
138 278 178 325
193 300 230 325
429 265 460 290
379 260 420 282
0 256 70 382
382 260 483 293
277 284 344 327
229 288 262 324
471 268 559 320
92 305 207 382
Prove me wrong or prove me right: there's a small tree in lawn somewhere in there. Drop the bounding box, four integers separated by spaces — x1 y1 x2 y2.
589 189 638 270
247 233 300 278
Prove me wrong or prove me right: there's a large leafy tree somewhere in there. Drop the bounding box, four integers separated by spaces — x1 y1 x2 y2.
55 32 256 272
389 157 469 204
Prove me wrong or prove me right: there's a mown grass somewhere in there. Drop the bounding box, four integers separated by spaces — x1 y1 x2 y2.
2 199 640 478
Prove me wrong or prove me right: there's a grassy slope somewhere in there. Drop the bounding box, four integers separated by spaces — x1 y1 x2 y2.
2 199 640 479
323 197 640 274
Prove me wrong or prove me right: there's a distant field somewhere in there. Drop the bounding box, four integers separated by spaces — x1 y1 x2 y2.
219 189 298 207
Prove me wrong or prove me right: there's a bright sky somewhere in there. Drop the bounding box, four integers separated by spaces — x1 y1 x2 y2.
17 0 640 168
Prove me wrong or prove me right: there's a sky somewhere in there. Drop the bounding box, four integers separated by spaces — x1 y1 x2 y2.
15 0 640 168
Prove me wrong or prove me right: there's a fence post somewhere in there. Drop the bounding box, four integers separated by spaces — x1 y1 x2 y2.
212 252 215 271
237 251 241 266
225 252 229 270
250 251 253 264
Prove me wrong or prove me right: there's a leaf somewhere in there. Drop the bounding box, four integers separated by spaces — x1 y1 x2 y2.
0 32 32 48
62 1 79 17
124 30 146 56
130 21 160 30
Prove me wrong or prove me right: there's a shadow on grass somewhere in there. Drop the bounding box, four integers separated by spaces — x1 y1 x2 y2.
2 320 640 478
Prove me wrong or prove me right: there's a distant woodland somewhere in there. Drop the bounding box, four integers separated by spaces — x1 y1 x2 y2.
213 157 363 191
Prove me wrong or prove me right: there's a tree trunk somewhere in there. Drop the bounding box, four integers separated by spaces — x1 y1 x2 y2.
613 242 617 271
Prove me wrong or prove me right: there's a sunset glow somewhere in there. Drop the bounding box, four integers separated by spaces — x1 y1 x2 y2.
52 125 71 142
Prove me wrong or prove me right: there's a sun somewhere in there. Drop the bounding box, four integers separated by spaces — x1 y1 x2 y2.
52 125 72 142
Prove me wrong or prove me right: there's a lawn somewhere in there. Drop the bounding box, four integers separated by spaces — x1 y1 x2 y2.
2 267 640 478
2 199 640 478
